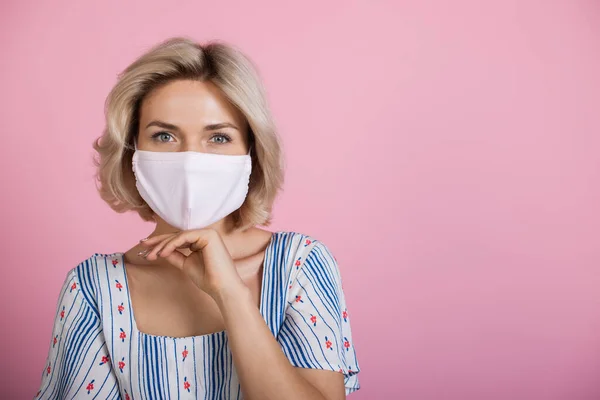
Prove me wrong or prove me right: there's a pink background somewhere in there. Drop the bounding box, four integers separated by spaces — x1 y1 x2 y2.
2 1 599 399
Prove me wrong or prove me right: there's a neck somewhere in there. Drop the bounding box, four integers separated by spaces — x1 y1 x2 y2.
150 215 239 239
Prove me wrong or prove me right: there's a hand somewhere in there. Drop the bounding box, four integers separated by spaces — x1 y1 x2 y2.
139 228 246 300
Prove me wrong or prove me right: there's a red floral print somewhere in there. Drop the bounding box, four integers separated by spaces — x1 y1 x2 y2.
119 357 126 373
344 337 350 350
86 380 95 394
119 328 126 342
70 282 77 292
183 377 191 392
295 295 303 303
182 346 188 361
112 259 119 267
115 280 123 291
310 314 317 326
117 303 124 314
325 337 333 350
60 306 65 320
46 365 51 375
99 355 110 365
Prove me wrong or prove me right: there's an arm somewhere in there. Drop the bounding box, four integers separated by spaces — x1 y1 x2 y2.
217 286 345 400
217 241 360 400
142 230 361 399
35 269 117 399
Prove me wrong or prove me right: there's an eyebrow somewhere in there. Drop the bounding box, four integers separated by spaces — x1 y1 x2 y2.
145 120 239 131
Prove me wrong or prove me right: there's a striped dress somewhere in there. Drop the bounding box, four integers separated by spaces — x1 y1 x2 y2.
35 231 361 399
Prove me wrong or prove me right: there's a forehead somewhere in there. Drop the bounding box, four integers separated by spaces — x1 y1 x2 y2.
139 79 246 128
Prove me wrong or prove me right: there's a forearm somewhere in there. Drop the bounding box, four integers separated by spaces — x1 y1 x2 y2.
215 285 328 400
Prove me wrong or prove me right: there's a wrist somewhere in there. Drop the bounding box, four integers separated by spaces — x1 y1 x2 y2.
212 281 252 307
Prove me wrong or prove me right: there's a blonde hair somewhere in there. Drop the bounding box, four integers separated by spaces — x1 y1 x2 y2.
93 37 284 230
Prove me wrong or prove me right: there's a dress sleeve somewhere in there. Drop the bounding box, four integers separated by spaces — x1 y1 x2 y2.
34 269 118 399
277 241 361 395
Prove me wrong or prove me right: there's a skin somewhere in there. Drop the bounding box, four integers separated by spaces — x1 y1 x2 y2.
122 79 346 400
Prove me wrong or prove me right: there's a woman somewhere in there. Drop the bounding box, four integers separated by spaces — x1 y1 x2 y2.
35 37 360 399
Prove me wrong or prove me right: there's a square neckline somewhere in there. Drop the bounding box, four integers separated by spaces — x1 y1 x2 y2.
118 231 280 341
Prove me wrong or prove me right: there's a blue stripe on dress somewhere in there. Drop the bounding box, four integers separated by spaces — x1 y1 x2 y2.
138 329 146 400
310 246 342 316
91 360 113 400
296 278 339 339
38 273 73 398
64 301 101 393
155 336 161 396
225 342 232 398
216 333 226 397
164 337 172 399
120 255 135 393
55 297 90 396
265 236 281 332
66 333 104 397
103 258 115 366
77 259 100 318
287 304 333 368
285 312 325 368
304 254 342 325
279 323 310 368
155 336 163 397
301 265 341 332
66 338 104 398
147 335 156 398
203 336 209 400
174 339 180 400
92 257 105 339
61 307 97 397
210 335 217 400
192 337 198 397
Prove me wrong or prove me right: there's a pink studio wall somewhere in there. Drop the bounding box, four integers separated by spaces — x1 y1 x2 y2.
1 1 599 399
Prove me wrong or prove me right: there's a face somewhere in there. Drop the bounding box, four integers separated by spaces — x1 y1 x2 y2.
136 79 250 155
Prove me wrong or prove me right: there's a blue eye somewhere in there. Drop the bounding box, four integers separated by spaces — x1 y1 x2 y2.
151 132 174 143
210 134 231 144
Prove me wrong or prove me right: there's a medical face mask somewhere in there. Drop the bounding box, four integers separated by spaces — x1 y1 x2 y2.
131 142 252 230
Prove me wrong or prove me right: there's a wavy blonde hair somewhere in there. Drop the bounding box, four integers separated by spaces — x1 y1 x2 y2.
93 37 284 230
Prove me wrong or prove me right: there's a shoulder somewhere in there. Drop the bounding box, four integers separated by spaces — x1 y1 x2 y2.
270 230 330 260
275 229 337 255
65 252 124 318
271 231 340 279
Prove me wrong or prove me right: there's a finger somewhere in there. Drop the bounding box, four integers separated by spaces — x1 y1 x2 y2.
158 231 204 257
139 232 181 247
145 235 176 261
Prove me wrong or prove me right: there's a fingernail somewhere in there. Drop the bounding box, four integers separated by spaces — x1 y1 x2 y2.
137 249 149 256
140 237 149 242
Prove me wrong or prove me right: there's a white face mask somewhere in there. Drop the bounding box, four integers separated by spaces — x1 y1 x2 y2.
131 142 252 230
